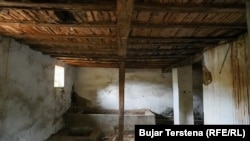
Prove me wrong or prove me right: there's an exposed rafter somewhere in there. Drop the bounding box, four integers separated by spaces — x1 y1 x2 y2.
162 52 203 73
135 3 245 13
0 2 245 13
0 22 246 29
0 1 116 10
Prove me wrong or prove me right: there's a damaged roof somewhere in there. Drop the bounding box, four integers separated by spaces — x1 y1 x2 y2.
0 0 247 71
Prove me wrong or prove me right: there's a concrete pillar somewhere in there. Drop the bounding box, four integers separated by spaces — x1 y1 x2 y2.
172 65 194 125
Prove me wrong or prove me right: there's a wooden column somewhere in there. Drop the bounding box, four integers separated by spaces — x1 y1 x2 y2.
117 0 134 141
247 1 250 43
246 0 250 124
118 61 125 141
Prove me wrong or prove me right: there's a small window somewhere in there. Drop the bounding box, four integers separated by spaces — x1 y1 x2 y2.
54 65 64 87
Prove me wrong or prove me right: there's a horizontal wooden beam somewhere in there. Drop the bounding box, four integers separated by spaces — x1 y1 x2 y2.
135 3 245 13
60 58 172 68
0 2 245 13
162 52 203 72
26 40 117 47
29 43 213 48
62 61 119 68
0 1 116 11
49 53 189 60
0 33 116 39
32 47 199 53
132 23 247 29
129 37 233 42
130 42 217 46
28 42 216 49
4 34 231 42
0 21 246 30
0 22 117 28
22 38 217 46
31 48 118 54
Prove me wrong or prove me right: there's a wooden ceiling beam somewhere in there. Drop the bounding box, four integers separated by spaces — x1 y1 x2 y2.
63 61 119 68
0 22 246 29
1 32 232 43
0 33 116 39
135 3 245 13
32 48 199 54
0 2 245 13
60 59 171 68
129 37 234 43
0 1 116 11
26 40 117 47
27 42 213 48
162 52 203 72
50 53 188 60
132 23 247 29
32 49 118 54
129 42 217 46
49 53 118 58
63 61 171 69
0 22 117 28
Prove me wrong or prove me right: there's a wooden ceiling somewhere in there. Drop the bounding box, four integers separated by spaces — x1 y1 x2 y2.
0 0 247 70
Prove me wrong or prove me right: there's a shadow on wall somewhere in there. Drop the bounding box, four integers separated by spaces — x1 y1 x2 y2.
68 84 93 113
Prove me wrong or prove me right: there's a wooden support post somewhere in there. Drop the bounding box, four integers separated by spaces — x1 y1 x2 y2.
117 0 134 140
118 61 125 141
247 1 250 43
246 0 250 124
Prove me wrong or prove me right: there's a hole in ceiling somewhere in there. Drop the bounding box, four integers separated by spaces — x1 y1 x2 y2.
54 10 76 23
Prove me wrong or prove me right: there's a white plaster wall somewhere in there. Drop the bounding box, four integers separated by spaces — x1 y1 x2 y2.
203 43 234 124
0 37 75 141
74 68 173 115
74 67 203 118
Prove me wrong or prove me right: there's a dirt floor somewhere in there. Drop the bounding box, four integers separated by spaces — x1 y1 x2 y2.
102 133 134 141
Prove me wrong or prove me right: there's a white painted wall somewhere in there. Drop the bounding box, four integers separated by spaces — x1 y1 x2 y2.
203 34 250 124
0 37 75 141
74 68 173 115
74 67 203 118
